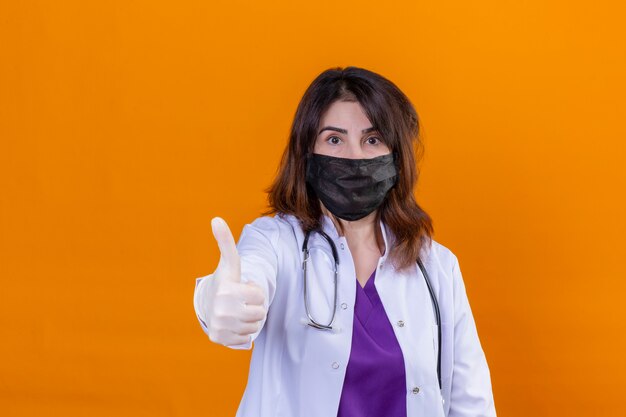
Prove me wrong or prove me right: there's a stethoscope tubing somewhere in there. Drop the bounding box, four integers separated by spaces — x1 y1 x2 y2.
302 228 339 330
417 257 442 391
302 228 443 392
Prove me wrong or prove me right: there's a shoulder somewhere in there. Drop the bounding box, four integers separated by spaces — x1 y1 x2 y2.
420 237 460 274
239 212 299 246
244 212 297 233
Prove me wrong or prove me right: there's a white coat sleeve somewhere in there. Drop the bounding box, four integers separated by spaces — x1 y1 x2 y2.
193 216 279 350
448 254 497 417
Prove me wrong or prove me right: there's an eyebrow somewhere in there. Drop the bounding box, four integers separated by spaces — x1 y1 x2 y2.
318 126 378 135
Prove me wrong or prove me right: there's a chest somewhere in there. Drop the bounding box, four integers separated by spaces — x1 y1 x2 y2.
350 245 383 287
266 239 443 416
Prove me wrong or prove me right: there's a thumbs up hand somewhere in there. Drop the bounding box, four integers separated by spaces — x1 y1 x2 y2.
204 217 267 347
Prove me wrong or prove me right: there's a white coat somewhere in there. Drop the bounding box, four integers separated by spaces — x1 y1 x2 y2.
194 212 497 417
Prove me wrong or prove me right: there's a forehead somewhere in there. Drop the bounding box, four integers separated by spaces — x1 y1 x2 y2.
318 100 372 127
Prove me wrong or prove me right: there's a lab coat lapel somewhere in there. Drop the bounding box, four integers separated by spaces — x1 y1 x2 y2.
283 214 357 417
374 220 443 411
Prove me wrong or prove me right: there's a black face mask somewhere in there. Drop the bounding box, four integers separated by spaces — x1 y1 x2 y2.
305 152 398 221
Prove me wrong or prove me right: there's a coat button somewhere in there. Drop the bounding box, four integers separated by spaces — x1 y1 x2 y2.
412 386 420 394
341 303 348 310
331 362 340 369
397 320 405 327
340 243 345 250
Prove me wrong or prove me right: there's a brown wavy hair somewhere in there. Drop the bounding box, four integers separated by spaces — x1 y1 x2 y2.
261 66 433 273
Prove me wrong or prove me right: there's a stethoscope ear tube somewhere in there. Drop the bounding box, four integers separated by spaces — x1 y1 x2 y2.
302 229 340 331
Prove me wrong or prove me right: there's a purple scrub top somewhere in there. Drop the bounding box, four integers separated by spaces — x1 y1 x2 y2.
336 268 407 417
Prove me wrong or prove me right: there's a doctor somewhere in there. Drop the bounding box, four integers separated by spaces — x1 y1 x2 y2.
194 66 497 416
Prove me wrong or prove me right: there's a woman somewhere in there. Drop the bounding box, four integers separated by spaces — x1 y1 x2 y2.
193 66 497 417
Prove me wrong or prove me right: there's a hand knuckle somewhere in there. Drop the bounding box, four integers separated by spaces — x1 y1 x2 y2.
213 309 227 320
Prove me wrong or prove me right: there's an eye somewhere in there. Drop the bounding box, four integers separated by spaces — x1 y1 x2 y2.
326 135 342 145
365 136 383 145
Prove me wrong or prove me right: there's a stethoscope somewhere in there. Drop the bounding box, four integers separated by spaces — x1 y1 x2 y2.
301 228 443 393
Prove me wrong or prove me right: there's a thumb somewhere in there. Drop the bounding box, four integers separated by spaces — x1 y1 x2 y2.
211 216 241 281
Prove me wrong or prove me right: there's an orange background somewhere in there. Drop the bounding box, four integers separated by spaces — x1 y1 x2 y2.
1 1 625 416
